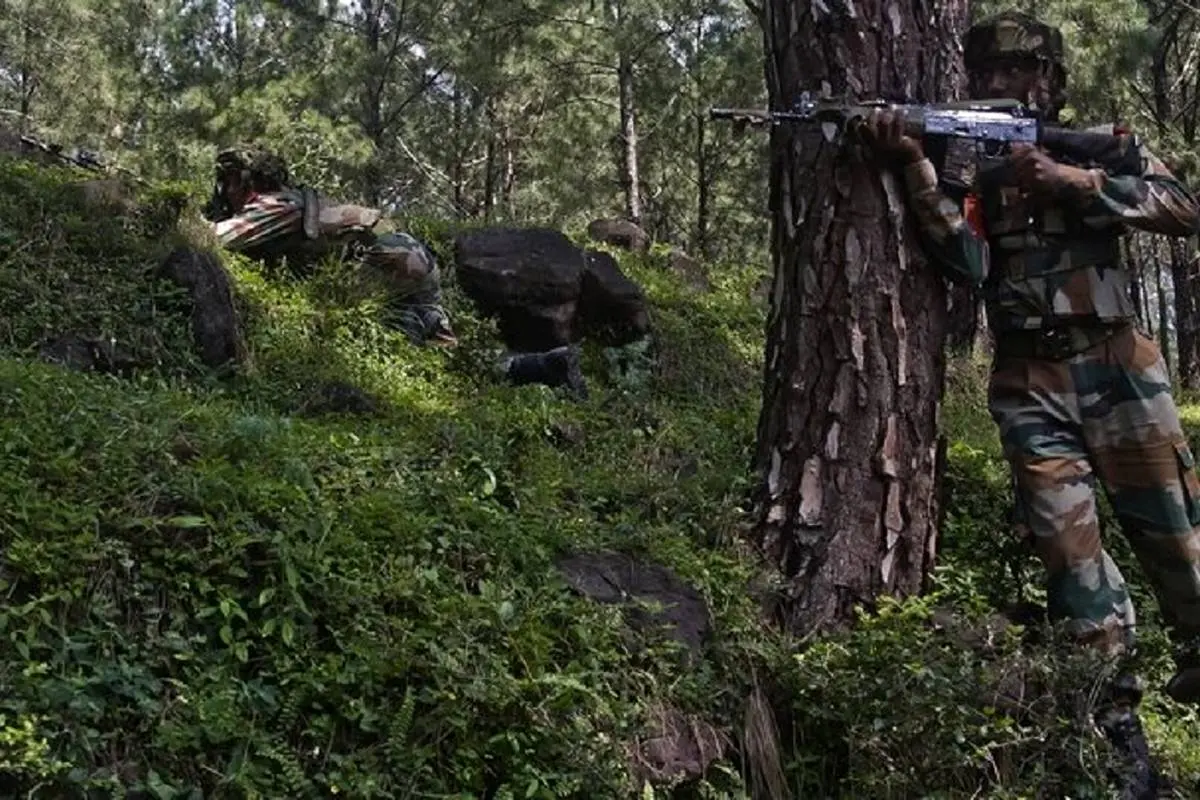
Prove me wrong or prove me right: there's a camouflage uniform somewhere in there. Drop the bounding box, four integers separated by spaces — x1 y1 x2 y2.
208 146 456 347
207 146 590 398
900 15 1200 693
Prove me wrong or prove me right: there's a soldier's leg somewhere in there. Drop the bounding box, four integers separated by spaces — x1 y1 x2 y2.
990 349 1169 796
988 356 1137 654
1076 327 1200 702
364 232 456 346
499 345 588 400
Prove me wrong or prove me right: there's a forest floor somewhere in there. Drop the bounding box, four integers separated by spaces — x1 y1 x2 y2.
0 154 1197 798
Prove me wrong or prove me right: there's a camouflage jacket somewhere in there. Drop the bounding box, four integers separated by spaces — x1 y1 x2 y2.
213 187 383 254
903 128 1200 332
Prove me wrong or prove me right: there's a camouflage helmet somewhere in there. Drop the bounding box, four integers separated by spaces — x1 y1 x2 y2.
964 11 1066 74
215 144 290 188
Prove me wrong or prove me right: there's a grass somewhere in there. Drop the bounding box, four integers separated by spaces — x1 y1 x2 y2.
1 153 1199 798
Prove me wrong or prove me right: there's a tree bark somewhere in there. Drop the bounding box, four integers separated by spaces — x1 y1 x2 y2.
945 283 978 354
1126 237 1148 330
609 0 642 224
618 50 642 223
753 0 967 636
1172 238 1200 389
1156 252 1173 373
693 15 712 259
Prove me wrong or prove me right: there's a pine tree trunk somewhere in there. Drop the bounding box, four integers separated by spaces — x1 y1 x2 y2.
696 105 711 259
1156 254 1173 373
618 51 642 223
1126 237 1148 330
945 284 977 354
753 0 968 636
1171 238 1200 389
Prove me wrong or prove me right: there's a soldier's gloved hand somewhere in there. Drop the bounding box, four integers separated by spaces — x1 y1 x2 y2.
859 109 924 165
1009 143 1102 197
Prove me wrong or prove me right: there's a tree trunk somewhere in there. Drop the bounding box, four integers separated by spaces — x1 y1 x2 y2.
618 50 642 223
502 128 518 217
694 14 711 259
696 105 711 259
1173 239 1200 389
1126 237 1148 330
945 284 977 354
451 87 465 218
1156 253 1173 373
753 0 968 636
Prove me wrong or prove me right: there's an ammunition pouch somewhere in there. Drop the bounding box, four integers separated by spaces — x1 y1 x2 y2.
993 322 1130 361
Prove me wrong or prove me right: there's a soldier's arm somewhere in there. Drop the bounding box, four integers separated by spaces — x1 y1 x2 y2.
1070 148 1200 237
898 157 990 287
213 194 304 252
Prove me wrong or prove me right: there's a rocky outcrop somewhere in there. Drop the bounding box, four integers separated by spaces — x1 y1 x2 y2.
587 217 651 253
158 247 244 369
555 550 710 657
38 332 139 376
579 250 651 346
453 227 650 352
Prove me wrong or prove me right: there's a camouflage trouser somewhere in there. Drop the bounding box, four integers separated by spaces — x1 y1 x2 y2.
989 325 1200 656
358 231 453 344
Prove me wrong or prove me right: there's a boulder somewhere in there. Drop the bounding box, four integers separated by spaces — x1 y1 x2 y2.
629 705 729 789
38 332 139 376
454 227 584 351
579 249 650 346
587 217 651 252
555 550 710 657
295 381 382 416
158 247 244 368
76 178 135 213
664 249 711 292
453 226 650 352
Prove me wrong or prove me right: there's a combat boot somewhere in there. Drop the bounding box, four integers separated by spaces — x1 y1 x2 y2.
1164 640 1200 704
1095 674 1168 800
504 345 589 400
1165 667 1200 703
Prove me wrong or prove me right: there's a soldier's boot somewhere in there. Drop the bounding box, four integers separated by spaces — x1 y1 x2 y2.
505 346 589 400
1096 674 1168 800
1165 667 1200 703
1164 642 1200 704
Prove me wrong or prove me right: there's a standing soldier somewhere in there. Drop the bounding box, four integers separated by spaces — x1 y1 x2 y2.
862 9 1200 795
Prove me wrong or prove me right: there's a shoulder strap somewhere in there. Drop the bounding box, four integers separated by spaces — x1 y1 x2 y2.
301 186 321 240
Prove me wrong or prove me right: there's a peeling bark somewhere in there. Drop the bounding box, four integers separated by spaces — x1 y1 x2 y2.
753 0 967 637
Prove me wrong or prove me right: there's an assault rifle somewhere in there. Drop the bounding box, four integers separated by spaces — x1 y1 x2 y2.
7 126 146 186
710 92 1143 175
18 134 108 173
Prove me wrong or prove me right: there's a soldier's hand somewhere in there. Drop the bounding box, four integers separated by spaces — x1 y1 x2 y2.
1009 144 1061 194
858 108 924 164
1010 143 1102 198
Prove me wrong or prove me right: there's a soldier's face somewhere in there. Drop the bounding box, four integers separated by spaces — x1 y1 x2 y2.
969 57 1054 112
222 173 251 212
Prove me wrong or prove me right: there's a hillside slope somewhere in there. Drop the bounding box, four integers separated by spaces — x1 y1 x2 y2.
1 155 1198 798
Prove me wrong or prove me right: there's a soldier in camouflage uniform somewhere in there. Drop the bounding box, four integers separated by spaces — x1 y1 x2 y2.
205 145 459 347
205 145 589 398
863 10 1200 790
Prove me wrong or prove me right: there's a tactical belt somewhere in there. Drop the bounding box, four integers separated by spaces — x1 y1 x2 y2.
993 323 1130 361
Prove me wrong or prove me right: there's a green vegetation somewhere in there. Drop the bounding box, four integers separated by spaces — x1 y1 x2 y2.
2 157 1199 799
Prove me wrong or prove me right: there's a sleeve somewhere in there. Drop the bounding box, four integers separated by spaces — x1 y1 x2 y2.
213 194 304 252
1070 147 1200 237
897 157 990 288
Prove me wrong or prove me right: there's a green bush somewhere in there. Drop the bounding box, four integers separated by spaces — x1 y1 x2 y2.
2 152 1199 798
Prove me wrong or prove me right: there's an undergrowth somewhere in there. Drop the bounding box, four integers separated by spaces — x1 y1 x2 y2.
1 154 1199 798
